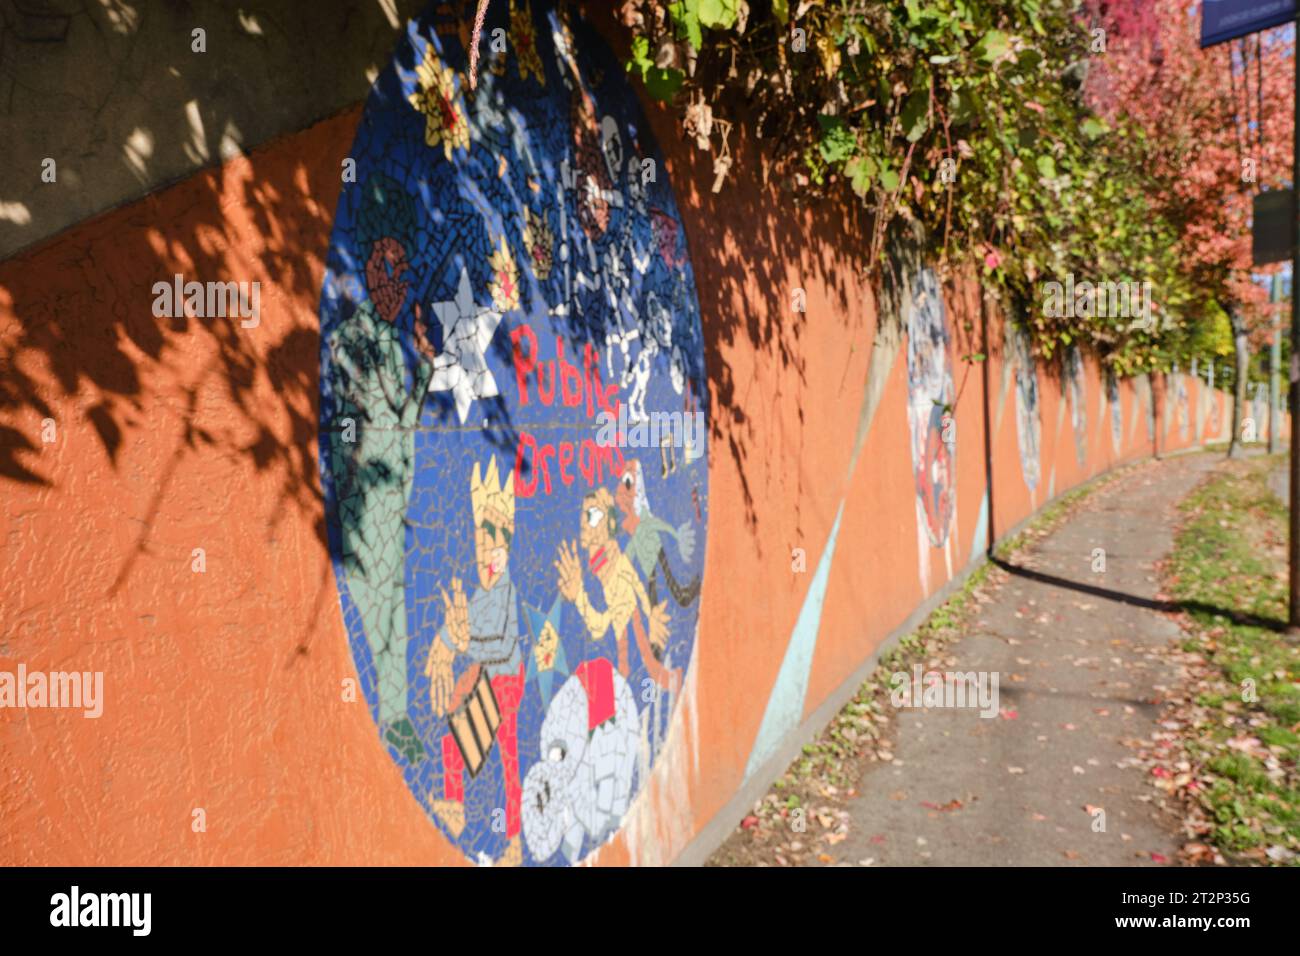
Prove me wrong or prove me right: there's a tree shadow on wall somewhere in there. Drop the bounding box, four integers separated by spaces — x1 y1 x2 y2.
633 77 876 545
0 136 351 598
5 1 946 598
0 2 449 636
0 13 426 621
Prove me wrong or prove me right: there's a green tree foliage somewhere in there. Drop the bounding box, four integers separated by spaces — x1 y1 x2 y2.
614 0 1227 372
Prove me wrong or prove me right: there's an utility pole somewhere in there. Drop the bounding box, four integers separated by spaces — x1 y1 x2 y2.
1289 8 1300 630
1271 272 1282 453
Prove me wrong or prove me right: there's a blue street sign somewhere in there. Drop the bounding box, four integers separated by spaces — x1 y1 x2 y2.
1201 0 1296 48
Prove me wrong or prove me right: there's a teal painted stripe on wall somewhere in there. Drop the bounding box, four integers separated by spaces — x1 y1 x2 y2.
743 501 846 780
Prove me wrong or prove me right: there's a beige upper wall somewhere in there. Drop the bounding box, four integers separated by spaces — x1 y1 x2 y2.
0 0 425 259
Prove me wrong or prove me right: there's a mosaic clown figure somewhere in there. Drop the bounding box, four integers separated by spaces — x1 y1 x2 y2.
614 459 699 609
426 456 526 866
554 488 678 693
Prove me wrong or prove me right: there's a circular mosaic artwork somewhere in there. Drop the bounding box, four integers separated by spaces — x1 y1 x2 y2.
318 0 709 866
1065 345 1087 467
1008 323 1041 493
904 267 956 549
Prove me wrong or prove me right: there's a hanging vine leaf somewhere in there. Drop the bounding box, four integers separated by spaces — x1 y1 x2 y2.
817 115 857 164
669 0 703 50
901 89 930 143
879 164 900 193
644 66 686 100
698 0 738 29
976 29 1010 64
846 155 877 197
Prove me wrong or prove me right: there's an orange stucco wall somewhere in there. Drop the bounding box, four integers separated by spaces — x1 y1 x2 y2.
0 16 1265 865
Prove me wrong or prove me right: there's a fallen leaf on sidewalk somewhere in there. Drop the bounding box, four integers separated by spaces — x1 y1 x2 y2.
920 799 964 812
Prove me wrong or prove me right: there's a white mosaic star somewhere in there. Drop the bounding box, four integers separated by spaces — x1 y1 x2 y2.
430 266 503 425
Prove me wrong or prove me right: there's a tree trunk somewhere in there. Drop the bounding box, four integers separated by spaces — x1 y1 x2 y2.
1229 310 1249 458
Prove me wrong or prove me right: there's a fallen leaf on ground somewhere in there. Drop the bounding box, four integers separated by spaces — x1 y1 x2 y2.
920 799 964 812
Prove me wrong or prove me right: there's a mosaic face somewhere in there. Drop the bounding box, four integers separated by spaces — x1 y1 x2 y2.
1009 324 1041 492
318 0 709 866
904 267 956 548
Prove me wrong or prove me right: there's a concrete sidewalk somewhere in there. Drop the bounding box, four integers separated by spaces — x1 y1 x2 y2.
838 454 1216 866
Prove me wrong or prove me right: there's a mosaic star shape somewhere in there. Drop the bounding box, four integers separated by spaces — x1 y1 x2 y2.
430 265 503 425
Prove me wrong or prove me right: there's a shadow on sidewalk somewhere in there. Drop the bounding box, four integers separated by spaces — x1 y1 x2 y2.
989 555 1287 634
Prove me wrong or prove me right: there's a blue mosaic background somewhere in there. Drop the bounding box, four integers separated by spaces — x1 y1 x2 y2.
318 0 709 866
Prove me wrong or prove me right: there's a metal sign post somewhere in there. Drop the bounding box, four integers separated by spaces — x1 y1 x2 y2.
1290 9 1299 630
1202 2 1300 629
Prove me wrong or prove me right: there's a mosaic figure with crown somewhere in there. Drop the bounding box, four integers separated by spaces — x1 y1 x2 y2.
425 455 526 866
